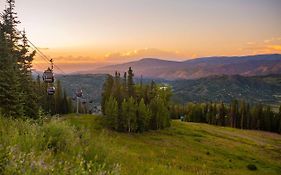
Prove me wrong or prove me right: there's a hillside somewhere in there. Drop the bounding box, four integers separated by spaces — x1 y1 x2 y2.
57 74 281 105
58 74 106 104
65 115 281 175
171 74 281 105
81 54 281 80
2 114 280 174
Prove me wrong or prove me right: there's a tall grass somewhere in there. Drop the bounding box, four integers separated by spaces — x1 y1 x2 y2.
0 116 119 175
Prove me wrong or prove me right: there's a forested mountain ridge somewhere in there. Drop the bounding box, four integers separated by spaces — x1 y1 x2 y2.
78 54 281 80
171 74 281 104
57 74 281 106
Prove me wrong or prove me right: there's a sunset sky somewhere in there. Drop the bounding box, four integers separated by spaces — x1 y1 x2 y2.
1 0 281 72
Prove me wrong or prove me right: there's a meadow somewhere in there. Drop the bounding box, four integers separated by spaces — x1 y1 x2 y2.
1 114 281 175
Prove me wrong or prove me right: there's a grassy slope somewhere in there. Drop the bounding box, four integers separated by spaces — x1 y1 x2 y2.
65 114 281 175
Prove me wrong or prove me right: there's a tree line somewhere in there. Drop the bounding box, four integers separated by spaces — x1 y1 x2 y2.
0 0 72 118
170 100 281 133
102 67 171 132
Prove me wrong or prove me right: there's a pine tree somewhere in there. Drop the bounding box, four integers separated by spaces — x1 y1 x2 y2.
137 98 151 132
62 90 68 114
122 72 128 99
0 22 23 117
246 103 251 129
1 0 21 47
219 102 226 126
239 100 246 129
101 75 114 114
279 105 281 134
150 97 170 130
127 67 135 97
67 97 73 113
55 80 63 114
105 96 118 129
230 100 238 128
123 97 137 132
17 32 38 118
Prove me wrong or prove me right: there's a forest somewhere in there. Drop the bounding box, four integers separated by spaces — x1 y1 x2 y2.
101 68 171 132
170 100 281 133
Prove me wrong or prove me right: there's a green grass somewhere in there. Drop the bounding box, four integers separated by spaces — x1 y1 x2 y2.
65 114 281 175
1 114 281 174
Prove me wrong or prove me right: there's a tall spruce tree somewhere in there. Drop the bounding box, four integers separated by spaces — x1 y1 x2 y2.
127 67 135 97
18 31 38 118
0 24 23 117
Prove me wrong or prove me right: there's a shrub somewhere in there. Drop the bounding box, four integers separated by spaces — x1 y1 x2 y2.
41 120 78 154
247 164 257 171
0 116 119 174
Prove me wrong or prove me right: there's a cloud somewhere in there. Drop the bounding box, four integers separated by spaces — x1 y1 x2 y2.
103 48 187 63
263 37 281 44
242 37 281 54
33 55 99 64
246 42 255 45
267 45 281 51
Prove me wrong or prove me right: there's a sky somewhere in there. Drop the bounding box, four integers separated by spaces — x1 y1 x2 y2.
1 0 281 72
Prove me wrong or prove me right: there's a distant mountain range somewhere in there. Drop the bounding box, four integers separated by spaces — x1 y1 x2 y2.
78 54 281 80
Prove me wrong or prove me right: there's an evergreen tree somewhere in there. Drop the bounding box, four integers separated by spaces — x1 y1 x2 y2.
122 97 137 132
137 98 151 132
101 75 114 114
279 105 281 134
0 0 24 117
219 102 226 126
230 100 238 128
105 96 118 129
127 67 135 97
112 72 123 107
239 100 246 129
246 103 251 129
1 0 21 47
18 30 38 118
0 25 23 117
54 80 63 114
150 97 170 130
122 72 128 99
62 90 68 114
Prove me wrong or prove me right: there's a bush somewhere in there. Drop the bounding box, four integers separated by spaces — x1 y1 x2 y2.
41 120 78 154
247 164 257 171
0 116 119 174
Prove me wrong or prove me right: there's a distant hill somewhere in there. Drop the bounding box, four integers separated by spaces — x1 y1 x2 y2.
57 74 106 105
171 74 281 105
80 54 281 80
57 74 281 106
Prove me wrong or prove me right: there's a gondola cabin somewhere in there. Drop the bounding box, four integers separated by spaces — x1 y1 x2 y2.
43 68 54 83
76 89 83 98
47 87 56 95
81 99 87 104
